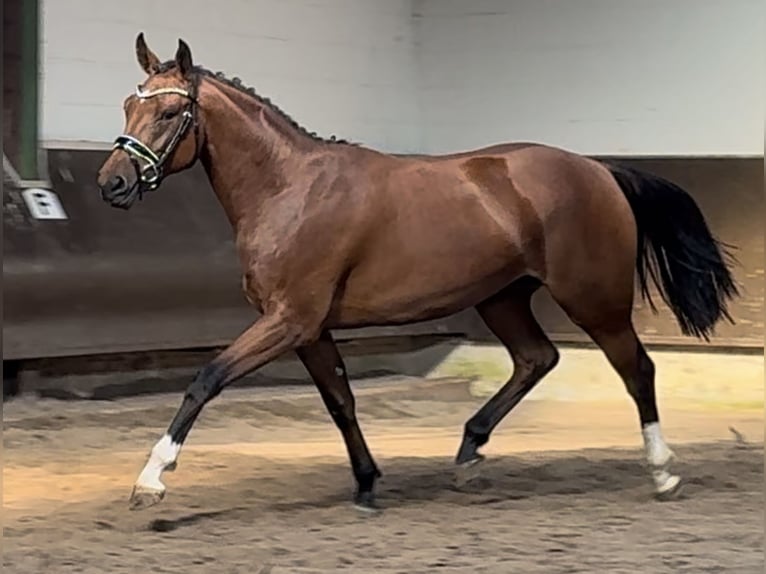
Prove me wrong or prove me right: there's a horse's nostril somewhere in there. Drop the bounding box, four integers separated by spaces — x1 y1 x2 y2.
110 175 127 192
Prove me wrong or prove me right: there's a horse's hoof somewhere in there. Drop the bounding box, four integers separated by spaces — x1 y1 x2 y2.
353 492 381 515
129 485 165 511
654 475 683 502
353 502 382 515
454 454 486 487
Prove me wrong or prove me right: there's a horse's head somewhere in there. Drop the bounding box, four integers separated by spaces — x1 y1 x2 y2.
97 33 201 209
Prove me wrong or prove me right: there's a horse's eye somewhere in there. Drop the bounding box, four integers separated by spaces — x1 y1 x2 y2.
160 108 180 121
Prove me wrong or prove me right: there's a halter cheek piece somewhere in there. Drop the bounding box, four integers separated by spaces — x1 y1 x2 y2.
112 85 198 193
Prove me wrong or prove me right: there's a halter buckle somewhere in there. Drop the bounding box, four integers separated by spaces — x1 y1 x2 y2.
140 163 162 190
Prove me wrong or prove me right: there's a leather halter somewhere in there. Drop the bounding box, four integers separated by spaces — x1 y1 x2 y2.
112 84 198 193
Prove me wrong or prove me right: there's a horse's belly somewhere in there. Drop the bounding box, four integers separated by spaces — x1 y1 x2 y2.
327 243 527 328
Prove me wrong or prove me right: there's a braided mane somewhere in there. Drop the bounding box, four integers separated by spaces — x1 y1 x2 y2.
156 60 355 146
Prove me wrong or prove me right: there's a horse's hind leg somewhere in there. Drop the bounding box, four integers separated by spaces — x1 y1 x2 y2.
456 277 560 468
554 291 682 499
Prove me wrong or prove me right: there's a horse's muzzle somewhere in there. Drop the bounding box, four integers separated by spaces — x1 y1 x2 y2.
98 175 140 210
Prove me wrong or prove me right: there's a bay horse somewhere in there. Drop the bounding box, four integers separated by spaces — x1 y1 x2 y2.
96 34 737 513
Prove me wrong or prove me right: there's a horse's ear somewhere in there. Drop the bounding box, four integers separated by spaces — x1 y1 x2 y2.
175 39 193 78
135 32 161 75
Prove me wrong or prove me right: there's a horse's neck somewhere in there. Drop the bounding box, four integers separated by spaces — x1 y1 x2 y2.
198 80 315 229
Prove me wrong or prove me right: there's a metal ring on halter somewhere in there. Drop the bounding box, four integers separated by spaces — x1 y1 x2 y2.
112 84 198 194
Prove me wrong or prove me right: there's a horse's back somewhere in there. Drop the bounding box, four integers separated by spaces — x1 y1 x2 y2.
399 142 636 282
386 142 621 236
393 141 541 161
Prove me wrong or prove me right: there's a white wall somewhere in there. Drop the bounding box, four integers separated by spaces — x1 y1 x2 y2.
41 0 421 152
415 0 764 156
42 0 764 156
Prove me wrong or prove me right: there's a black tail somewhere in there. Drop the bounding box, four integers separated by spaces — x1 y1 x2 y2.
606 163 739 340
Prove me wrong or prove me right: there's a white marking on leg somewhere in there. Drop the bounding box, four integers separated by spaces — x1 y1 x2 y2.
135 434 181 492
641 422 680 494
642 422 674 467
652 469 682 494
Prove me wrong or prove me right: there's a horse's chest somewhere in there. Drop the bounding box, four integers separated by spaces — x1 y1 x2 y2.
236 247 291 310
236 243 273 310
239 273 263 309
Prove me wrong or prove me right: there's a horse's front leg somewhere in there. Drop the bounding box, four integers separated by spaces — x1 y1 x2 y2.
129 308 314 510
297 330 382 512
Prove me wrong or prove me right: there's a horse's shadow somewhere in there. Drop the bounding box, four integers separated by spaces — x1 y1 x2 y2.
146 509 234 532
138 443 760 530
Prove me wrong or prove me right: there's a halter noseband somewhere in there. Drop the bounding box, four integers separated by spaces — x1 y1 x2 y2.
112 84 198 193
